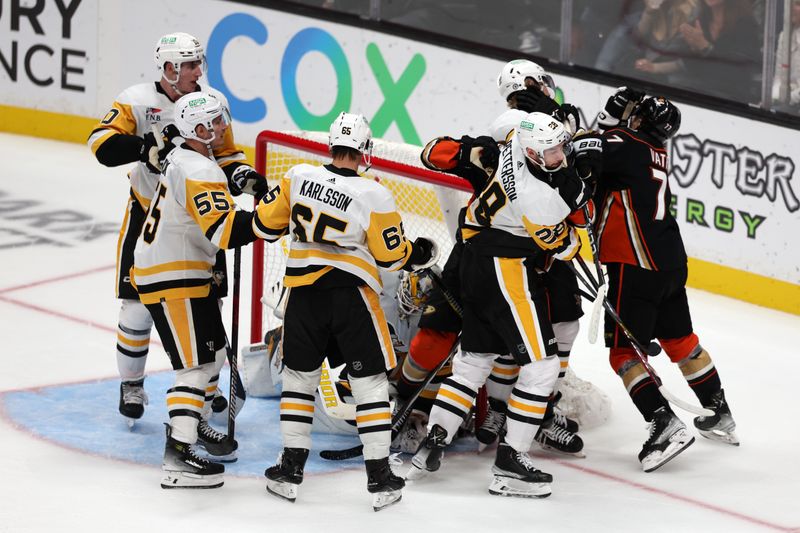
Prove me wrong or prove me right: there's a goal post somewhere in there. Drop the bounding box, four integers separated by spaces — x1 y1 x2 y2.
250 130 472 344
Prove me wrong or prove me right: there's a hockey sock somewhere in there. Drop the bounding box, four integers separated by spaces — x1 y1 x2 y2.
504 355 559 451
613 350 667 421
349 373 392 460
116 299 153 382
168 362 216 444
486 354 519 403
280 367 321 450
429 350 493 441
676 347 722 407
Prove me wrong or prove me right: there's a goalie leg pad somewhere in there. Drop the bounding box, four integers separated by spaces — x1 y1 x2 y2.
350 373 392 461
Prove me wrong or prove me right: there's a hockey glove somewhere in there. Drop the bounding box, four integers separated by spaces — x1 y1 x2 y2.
512 86 561 116
559 103 581 134
139 132 163 173
229 164 269 199
597 86 645 130
572 130 603 187
404 237 439 272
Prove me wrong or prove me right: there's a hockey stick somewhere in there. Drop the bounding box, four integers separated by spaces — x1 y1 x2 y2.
227 246 242 442
568 260 713 417
570 257 661 358
319 336 461 461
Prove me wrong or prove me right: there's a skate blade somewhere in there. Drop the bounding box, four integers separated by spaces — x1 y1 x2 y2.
536 441 586 459
698 428 740 446
488 476 551 498
161 471 223 489
372 490 402 511
642 433 695 473
125 417 136 430
404 464 430 481
266 479 298 502
200 451 238 464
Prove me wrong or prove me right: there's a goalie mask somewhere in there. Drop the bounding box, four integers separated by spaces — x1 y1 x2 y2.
174 92 231 148
329 112 373 167
516 112 572 173
396 267 439 318
497 59 556 101
633 96 681 144
154 32 207 88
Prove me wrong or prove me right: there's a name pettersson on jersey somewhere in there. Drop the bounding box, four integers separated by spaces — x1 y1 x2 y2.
298 179 354 212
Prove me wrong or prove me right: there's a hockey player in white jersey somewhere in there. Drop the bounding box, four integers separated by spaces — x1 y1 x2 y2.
133 92 258 488
253 112 437 511
409 112 591 498
87 32 264 427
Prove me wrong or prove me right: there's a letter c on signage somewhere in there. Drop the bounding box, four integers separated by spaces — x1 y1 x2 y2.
207 13 268 123
281 28 351 130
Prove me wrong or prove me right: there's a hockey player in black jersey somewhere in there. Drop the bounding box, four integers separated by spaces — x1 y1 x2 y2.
593 88 739 473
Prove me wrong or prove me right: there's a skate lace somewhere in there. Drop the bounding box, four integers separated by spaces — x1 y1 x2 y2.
553 413 571 428
481 408 506 433
122 383 148 406
199 421 226 443
515 451 538 472
546 424 575 445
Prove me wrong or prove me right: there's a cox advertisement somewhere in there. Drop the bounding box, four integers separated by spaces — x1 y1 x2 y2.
1 0 797 298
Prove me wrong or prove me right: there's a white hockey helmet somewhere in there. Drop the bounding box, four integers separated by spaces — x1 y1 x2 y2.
154 32 206 84
515 111 572 172
329 112 373 166
174 91 230 146
497 59 556 101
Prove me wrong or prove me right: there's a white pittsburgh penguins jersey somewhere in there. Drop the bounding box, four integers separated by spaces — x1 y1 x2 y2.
132 146 241 304
379 270 421 354
462 132 580 260
253 164 414 294
87 83 244 209
489 109 526 144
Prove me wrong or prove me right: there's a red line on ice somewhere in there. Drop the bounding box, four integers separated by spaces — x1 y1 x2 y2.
0 264 114 294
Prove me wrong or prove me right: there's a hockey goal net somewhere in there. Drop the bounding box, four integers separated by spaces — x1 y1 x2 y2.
248 130 611 429
250 130 472 343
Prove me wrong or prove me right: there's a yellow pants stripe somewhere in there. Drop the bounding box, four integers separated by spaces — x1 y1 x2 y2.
495 258 544 361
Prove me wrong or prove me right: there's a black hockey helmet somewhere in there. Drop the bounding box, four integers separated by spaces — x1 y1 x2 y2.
634 96 681 143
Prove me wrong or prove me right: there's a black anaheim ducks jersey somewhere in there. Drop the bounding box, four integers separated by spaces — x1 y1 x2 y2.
594 127 687 271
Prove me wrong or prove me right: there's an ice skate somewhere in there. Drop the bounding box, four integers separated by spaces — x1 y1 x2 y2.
535 418 585 458
489 442 552 498
476 398 507 452
694 389 739 446
119 379 148 428
161 425 224 489
265 448 309 503
407 424 447 480
195 421 238 462
366 457 405 511
639 407 695 472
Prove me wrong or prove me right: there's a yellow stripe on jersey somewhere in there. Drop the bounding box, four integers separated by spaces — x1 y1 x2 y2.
130 187 151 212
134 260 212 277
213 126 245 164
88 101 138 154
496 257 545 361
283 265 334 287
288 248 381 287
254 176 292 238
139 285 210 305
365 210 412 269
